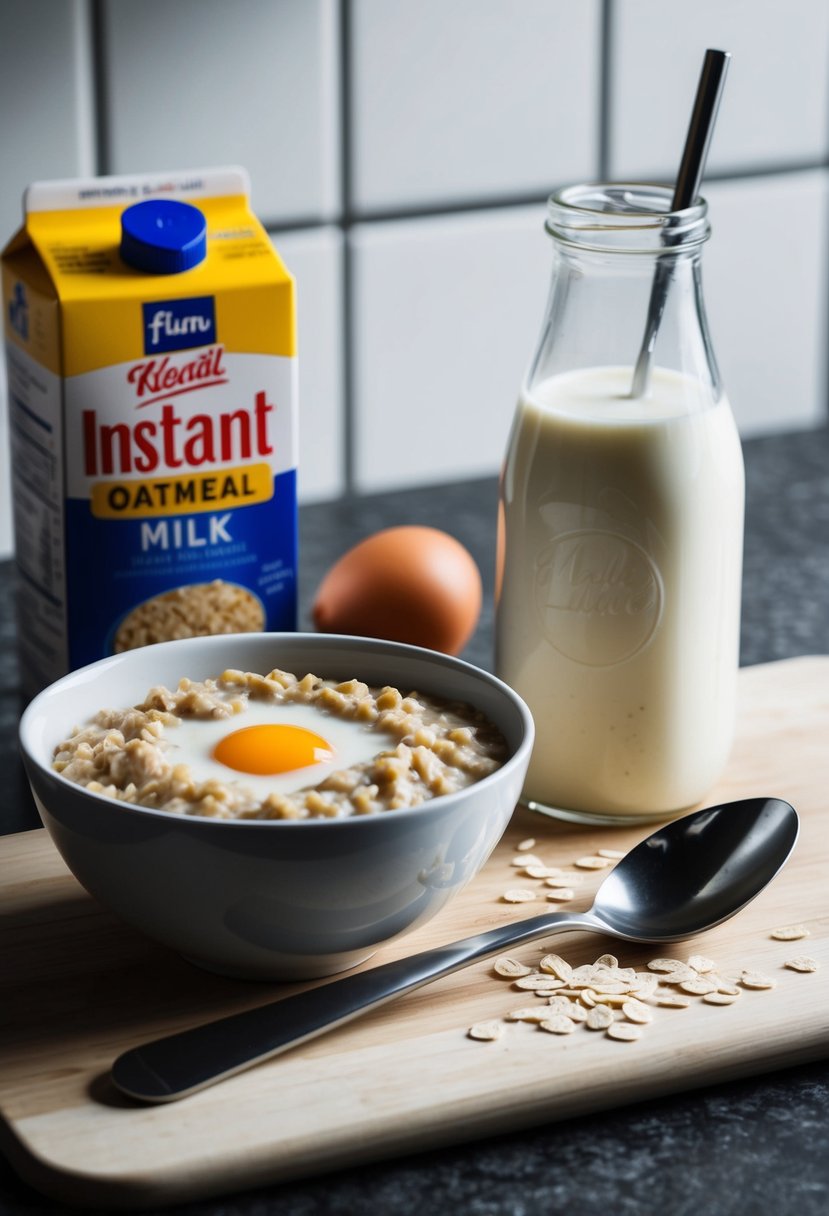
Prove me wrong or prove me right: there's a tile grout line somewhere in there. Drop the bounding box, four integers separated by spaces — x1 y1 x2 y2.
264 159 829 237
89 0 110 175
338 0 357 501
74 0 97 176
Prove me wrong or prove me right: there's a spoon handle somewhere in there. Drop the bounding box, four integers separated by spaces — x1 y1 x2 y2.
112 909 602 1103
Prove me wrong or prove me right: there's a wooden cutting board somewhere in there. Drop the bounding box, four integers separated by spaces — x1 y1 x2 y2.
2 657 828 1210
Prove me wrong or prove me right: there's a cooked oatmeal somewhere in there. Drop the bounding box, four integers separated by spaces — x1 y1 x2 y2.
52 668 508 819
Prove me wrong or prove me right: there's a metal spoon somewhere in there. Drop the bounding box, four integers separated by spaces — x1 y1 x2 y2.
112 796 797 1103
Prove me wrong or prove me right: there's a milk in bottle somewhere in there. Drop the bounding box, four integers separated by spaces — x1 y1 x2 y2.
495 186 744 823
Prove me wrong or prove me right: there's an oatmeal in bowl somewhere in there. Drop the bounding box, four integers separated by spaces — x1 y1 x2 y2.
53 668 508 821
21 633 533 980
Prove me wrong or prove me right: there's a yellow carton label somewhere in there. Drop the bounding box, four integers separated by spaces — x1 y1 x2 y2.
90 462 273 519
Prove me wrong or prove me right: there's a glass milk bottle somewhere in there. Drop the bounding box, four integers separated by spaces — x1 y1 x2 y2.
495 184 744 824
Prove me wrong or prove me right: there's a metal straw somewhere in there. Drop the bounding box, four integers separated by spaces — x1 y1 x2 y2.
629 48 731 398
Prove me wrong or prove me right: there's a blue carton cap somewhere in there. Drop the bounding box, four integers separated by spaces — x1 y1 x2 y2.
120 199 207 274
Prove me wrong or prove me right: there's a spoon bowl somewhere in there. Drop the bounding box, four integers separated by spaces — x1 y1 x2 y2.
112 796 798 1103
589 796 798 941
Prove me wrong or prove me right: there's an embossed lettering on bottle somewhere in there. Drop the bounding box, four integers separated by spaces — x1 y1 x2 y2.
534 529 663 666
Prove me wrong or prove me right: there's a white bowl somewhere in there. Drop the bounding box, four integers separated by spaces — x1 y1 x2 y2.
20 633 534 980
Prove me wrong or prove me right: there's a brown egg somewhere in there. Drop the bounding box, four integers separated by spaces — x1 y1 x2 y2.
312 526 482 655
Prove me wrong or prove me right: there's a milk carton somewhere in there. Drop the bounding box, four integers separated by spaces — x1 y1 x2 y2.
2 167 297 695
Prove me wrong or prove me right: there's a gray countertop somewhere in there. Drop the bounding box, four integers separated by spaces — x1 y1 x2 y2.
1 425 828 1215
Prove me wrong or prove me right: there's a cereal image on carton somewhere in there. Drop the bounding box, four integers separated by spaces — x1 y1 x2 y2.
112 581 265 652
2 167 298 695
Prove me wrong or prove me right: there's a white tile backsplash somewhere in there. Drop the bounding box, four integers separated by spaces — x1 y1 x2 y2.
703 171 829 435
273 228 346 502
609 0 829 180
1 0 828 561
351 206 550 492
103 0 340 225
350 0 601 212
0 0 95 245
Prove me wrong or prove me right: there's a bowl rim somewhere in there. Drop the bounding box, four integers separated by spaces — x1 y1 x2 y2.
19 632 534 831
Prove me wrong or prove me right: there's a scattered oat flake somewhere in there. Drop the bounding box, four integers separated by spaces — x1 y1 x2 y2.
597 848 625 859
493 956 533 978
647 958 686 973
511 854 542 867
679 977 718 996
739 969 777 990
524 865 563 879
655 964 697 984
569 964 602 986
607 1022 642 1042
502 889 536 903
772 925 810 941
656 994 691 1008
513 975 563 991
714 980 741 996
539 1015 575 1035
586 1004 615 1030
506 1008 548 1022
546 875 579 888
546 888 575 902
594 954 619 968
546 995 579 1016
688 954 717 974
589 983 629 997
704 992 739 1005
468 1021 503 1041
539 954 573 981
575 856 612 870
600 964 634 980
784 956 819 973
629 976 659 999
590 992 630 1007
517 838 537 852
622 999 653 1024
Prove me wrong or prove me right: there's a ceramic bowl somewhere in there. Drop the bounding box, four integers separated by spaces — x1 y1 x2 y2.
20 633 534 981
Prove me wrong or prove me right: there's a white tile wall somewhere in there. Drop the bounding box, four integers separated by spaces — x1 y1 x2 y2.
704 171 829 435
349 0 601 211
351 205 549 492
1 0 828 561
103 0 340 225
0 0 95 244
610 0 829 180
273 228 346 500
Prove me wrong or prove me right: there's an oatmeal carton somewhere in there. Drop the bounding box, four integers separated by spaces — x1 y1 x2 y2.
2 167 297 695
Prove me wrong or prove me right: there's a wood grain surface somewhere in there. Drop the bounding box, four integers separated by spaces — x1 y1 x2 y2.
2 657 828 1210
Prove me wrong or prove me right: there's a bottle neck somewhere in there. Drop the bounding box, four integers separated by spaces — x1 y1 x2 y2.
527 228 720 404
546 183 710 253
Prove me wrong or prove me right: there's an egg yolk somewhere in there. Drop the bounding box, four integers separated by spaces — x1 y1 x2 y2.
213 724 335 775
